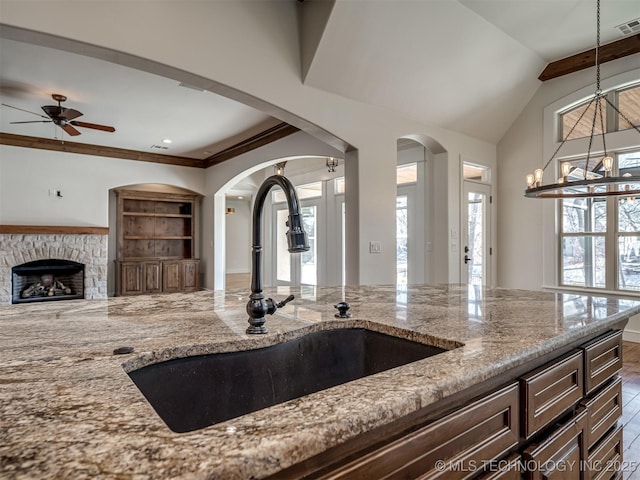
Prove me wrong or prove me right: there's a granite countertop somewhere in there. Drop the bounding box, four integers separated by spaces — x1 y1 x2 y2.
2 284 640 479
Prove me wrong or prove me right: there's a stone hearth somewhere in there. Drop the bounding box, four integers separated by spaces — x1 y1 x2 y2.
0 232 107 305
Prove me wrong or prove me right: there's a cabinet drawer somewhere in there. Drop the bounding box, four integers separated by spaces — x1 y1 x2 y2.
317 383 519 480
581 377 622 450
581 331 623 396
586 425 622 480
475 454 521 480
523 409 587 480
521 350 584 439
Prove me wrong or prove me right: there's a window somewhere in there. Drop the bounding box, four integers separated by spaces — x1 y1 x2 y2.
397 164 417 185
272 181 322 203
617 84 640 131
559 150 640 292
560 82 640 140
463 162 490 183
333 164 418 195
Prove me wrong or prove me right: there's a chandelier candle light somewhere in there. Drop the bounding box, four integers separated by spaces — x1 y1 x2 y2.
524 0 640 199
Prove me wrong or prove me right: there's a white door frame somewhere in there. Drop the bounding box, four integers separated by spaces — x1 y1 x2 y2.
462 181 492 286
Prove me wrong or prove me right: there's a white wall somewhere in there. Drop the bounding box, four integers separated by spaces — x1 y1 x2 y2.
2 1 496 289
225 199 251 274
0 145 205 226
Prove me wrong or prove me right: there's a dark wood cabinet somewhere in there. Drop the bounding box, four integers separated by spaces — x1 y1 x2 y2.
314 383 519 480
523 410 588 480
115 189 199 296
581 330 623 396
581 377 622 450
586 425 623 480
521 350 584 439
269 330 625 480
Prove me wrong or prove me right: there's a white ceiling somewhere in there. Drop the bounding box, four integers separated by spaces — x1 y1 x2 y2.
1 0 638 156
0 38 280 159
303 0 640 143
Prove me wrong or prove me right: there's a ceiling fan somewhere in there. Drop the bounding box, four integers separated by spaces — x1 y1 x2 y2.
2 93 116 136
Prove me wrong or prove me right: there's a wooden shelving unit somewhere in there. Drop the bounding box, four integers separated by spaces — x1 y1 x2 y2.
114 189 199 296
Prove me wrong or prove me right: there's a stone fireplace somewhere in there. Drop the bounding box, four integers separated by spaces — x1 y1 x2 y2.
0 227 108 305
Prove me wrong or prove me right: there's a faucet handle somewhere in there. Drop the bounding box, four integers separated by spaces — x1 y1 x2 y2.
334 302 351 318
276 294 295 309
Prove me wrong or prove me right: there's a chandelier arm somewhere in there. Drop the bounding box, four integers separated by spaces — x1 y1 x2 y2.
598 95 608 158
584 95 601 179
541 96 597 173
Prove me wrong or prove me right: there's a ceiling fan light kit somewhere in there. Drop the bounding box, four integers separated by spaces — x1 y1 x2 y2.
4 93 115 137
524 0 640 200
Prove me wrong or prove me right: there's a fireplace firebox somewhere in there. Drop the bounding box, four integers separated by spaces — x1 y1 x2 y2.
12 260 85 304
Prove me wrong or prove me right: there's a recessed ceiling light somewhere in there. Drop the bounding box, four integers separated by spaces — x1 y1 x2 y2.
162 138 172 144
238 196 244 199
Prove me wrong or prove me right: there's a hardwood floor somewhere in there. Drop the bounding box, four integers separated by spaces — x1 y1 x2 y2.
621 341 640 480
225 273 251 290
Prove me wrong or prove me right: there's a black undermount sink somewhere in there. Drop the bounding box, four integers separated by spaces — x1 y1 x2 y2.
128 328 449 433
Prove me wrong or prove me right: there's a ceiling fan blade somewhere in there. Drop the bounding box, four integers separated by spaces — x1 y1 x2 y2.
41 105 62 118
2 103 50 119
70 121 116 133
59 108 82 121
61 124 81 136
10 120 52 124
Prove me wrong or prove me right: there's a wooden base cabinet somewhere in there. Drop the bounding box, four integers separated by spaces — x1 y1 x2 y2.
116 259 198 296
268 329 625 480
523 410 588 480
162 260 199 293
117 261 162 295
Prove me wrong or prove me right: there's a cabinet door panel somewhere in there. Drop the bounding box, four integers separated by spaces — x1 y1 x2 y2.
143 262 162 293
475 454 522 480
521 351 583 439
163 262 182 292
524 410 587 480
586 425 622 480
581 377 622 450
182 261 198 291
581 331 623 396
121 263 143 295
317 383 519 480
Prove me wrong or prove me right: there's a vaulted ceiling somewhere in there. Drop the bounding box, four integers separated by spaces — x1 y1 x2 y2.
1 0 638 160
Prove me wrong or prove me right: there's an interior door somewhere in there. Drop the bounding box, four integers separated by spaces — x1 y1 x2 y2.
462 182 492 286
274 199 320 286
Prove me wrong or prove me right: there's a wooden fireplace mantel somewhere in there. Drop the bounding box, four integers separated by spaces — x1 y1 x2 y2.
0 225 109 235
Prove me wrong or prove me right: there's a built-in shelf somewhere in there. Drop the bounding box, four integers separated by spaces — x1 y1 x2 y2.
114 189 199 296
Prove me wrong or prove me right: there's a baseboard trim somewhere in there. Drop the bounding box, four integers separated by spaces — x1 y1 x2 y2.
623 328 640 344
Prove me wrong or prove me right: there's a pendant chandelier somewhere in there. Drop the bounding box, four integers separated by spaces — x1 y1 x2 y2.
524 0 640 199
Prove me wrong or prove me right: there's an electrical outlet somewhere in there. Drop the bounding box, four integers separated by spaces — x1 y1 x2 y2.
369 241 382 254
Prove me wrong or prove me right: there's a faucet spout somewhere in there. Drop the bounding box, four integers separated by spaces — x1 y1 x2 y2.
246 175 309 334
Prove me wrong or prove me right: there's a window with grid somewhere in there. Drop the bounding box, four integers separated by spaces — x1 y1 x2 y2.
559 151 640 292
557 82 640 293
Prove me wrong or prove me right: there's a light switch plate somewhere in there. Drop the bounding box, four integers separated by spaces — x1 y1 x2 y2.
369 241 382 254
